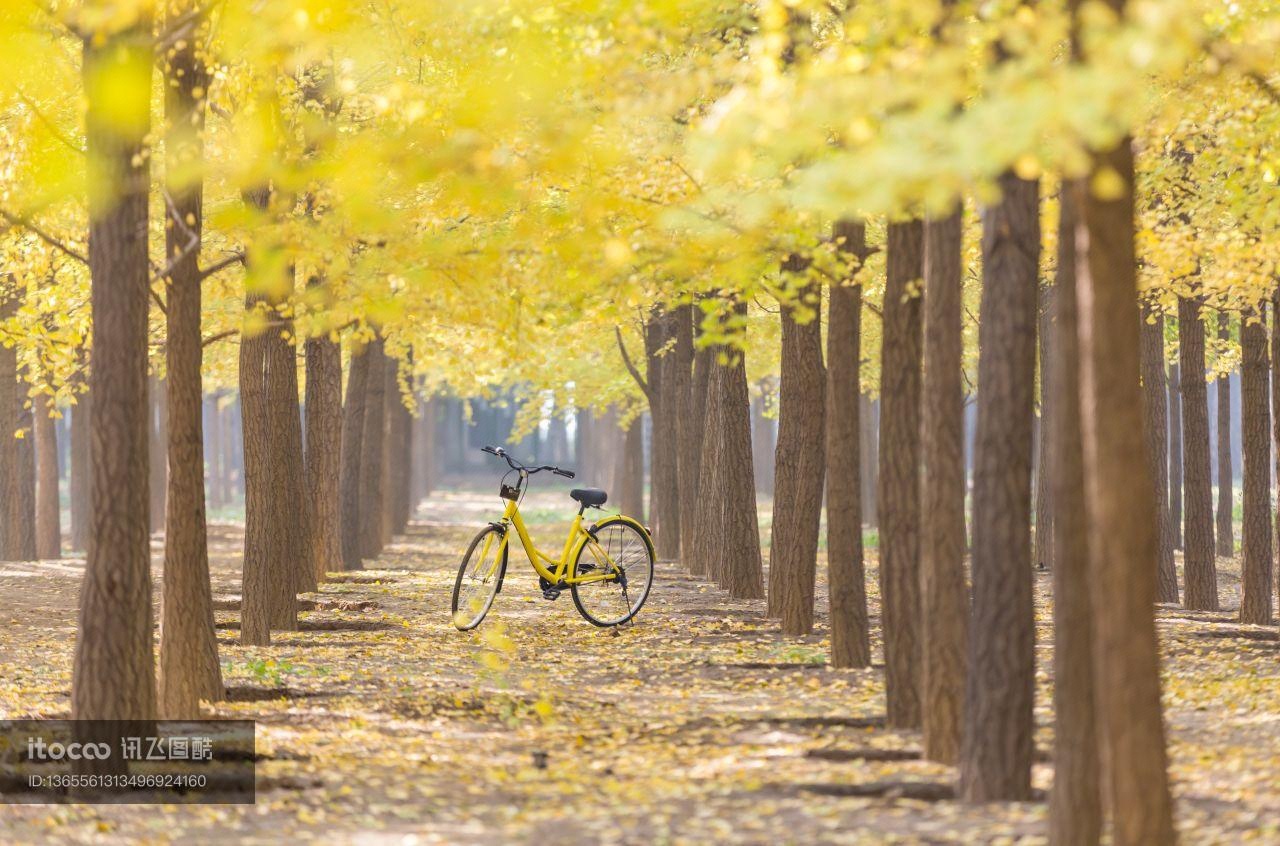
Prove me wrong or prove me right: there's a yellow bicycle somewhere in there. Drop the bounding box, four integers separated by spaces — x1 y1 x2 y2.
451 445 655 630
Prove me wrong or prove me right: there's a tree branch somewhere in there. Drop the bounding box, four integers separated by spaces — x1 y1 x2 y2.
615 326 651 401
198 251 246 281
0 208 88 265
16 91 84 155
202 328 239 348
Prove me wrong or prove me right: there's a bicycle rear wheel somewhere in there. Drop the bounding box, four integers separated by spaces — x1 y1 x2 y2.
570 517 654 626
451 525 508 630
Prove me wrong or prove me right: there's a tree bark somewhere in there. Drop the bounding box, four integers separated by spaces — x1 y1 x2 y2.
339 339 370 570
1239 309 1272 625
691 362 726 581
359 339 388 560
675 304 700 568
4 357 38 562
826 219 869 669
205 392 226 508
239 294 273 646
646 310 681 560
751 387 776 497
719 319 766 600
304 318 344 583
34 393 61 559
1216 312 1234 558
380 353 400 546
385 362 412 536
960 173 1039 803
239 185 301 641
860 395 878 526
1179 295 1219 610
1076 135 1177 846
1 293 22 561
620 416 645 523
157 20 222 718
224 396 241 503
920 209 967 763
270 297 308 596
1168 361 1183 549
72 21 158 744
410 395 436 506
1273 291 1280 632
768 262 826 635
878 218 924 729
1033 283 1055 570
1140 307 1179 603
149 374 167 533
1047 181 1102 846
70 382 91 552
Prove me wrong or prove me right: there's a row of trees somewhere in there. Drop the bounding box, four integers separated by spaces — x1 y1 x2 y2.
1 1 1277 843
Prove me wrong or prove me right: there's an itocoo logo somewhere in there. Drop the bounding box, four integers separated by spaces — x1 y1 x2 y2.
27 737 112 761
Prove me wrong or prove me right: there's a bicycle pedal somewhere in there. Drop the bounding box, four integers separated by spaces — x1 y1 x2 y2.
541 588 562 601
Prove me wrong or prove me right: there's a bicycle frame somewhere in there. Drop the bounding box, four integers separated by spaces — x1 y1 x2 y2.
490 497 621 586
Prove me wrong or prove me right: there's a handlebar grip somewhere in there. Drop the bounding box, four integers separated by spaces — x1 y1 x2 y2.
555 468 575 479
481 445 501 456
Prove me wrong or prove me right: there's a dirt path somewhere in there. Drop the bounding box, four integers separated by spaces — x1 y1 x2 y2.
1 487 1277 843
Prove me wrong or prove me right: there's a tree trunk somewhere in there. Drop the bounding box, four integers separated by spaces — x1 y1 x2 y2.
270 300 309 596
646 310 681 560
1140 307 1179 603
1215 313 1234 558
149 374 167 533
547 408 568 464
158 22 222 718
1047 181 1102 846
359 339 388 560
239 184 301 641
691 362 726 581
385 364 412 536
751 386 776 497
15 389 36 560
1075 136 1177 846
920 209 967 763
719 316 766 599
1273 291 1280 631
34 393 61 559
860 395 878 526
1 295 22 560
304 305 344 583
1239 309 1272 625
1033 283 1055 570
379 352 398 546
224 396 242 502
1179 295 1219 610
4 353 38 562
205 392 226 509
675 304 700 567
339 339 370 570
72 21 158 745
620 416 645 522
410 395 436 506
239 288 298 643
960 173 1039 803
70 383 91 552
878 218 924 729
826 219 869 669
239 294 273 646
1168 361 1183 549
768 264 826 635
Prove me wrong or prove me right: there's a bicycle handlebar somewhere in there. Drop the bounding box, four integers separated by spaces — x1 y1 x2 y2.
481 445 575 479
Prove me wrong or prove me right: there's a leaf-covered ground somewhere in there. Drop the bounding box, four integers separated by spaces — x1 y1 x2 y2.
1 486 1278 844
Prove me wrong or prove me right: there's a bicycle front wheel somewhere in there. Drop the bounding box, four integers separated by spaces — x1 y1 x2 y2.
570 517 654 627
451 525 508 630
